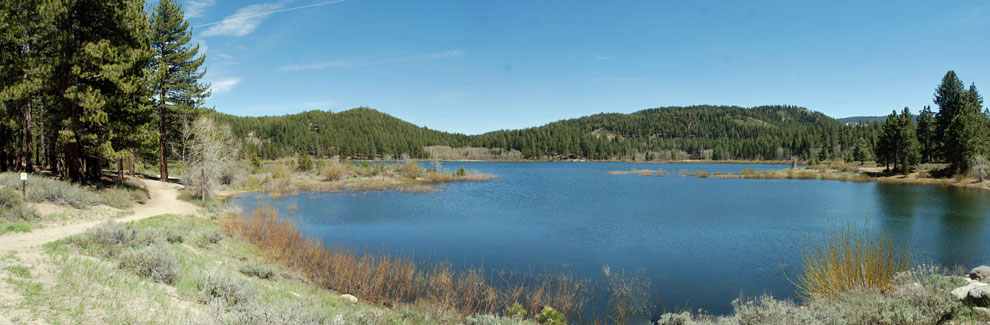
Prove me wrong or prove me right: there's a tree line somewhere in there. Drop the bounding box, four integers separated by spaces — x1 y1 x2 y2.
873 71 988 175
0 0 208 184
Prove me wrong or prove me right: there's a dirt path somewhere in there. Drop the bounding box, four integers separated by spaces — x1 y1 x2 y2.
0 178 200 253
0 178 201 324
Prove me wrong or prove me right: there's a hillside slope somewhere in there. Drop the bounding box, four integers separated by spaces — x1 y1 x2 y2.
213 105 881 161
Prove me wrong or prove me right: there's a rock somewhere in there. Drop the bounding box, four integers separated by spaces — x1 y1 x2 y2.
953 283 990 307
974 307 990 318
971 286 990 307
952 282 989 300
971 265 990 282
340 294 358 303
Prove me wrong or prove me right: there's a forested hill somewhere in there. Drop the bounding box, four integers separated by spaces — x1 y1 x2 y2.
472 105 879 160
211 108 470 159
214 105 881 161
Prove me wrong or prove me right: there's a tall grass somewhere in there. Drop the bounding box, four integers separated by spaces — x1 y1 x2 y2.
0 172 99 208
793 220 911 299
221 205 590 319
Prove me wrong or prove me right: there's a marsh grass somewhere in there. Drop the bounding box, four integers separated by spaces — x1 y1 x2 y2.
792 219 911 299
607 169 668 177
222 205 590 319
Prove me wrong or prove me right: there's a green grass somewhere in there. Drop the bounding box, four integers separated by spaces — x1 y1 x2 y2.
22 214 457 324
4 265 31 278
0 221 34 235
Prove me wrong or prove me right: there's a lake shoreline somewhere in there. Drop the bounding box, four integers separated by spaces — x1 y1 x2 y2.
704 165 990 191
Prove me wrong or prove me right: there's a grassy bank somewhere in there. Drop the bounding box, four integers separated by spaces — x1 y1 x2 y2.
3 214 521 324
0 173 148 235
610 160 990 191
220 159 498 198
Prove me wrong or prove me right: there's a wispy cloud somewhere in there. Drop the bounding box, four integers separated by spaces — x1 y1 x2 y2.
956 4 988 25
198 1 346 37
183 0 216 19
591 53 610 60
200 3 282 37
277 50 465 72
211 77 242 94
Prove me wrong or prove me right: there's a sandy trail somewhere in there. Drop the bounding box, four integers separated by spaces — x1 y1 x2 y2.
0 178 200 253
0 178 201 324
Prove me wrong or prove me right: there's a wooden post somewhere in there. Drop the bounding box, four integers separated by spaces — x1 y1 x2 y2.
20 172 27 200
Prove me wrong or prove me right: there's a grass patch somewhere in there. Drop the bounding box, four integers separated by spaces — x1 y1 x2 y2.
607 169 668 176
0 186 39 235
0 220 34 235
0 172 99 208
4 265 31 278
793 220 912 299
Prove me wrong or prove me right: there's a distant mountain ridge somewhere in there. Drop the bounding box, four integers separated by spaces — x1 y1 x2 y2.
838 115 918 125
212 105 881 161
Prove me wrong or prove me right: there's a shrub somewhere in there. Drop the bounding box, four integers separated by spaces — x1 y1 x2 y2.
0 187 36 221
454 166 467 177
119 242 179 284
0 173 99 208
535 307 566 324
197 268 255 306
319 162 351 181
398 162 422 178
99 188 136 209
84 221 137 246
204 230 223 244
506 302 527 318
793 220 911 299
239 261 277 280
296 155 313 171
138 227 185 245
694 170 708 178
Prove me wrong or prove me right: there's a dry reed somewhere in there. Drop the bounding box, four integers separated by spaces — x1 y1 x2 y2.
793 220 911 299
607 169 668 177
222 206 591 318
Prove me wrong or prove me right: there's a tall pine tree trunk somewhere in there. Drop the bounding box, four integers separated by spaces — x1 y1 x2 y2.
159 90 168 181
24 99 34 172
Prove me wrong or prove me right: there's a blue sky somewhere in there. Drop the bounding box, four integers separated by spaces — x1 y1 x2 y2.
177 0 990 134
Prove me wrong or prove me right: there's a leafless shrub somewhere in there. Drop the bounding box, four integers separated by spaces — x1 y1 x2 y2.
181 117 239 202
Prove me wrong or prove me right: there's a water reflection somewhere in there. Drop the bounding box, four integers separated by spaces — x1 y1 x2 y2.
874 183 990 267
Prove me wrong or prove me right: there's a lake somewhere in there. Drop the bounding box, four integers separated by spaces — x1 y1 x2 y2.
229 161 990 315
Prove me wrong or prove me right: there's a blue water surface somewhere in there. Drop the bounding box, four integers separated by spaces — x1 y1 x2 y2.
230 162 990 315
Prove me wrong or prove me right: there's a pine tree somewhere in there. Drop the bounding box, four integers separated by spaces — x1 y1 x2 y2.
934 71 977 174
896 107 921 173
853 137 871 164
877 110 899 171
44 0 153 183
916 105 936 163
149 0 210 181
